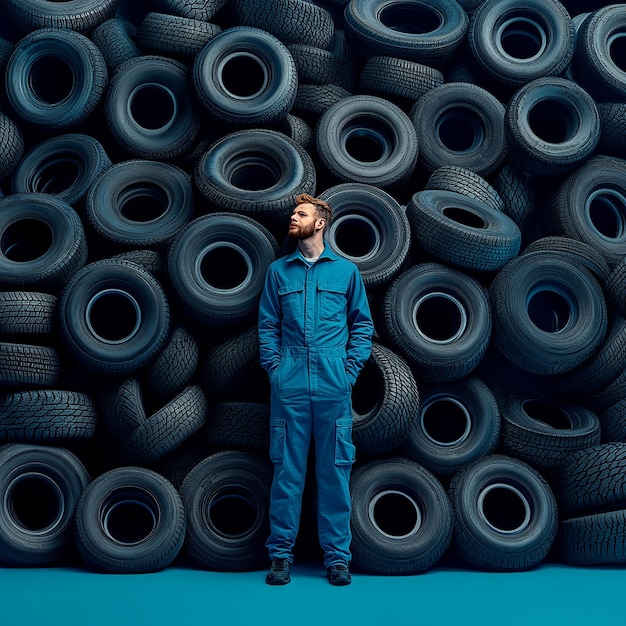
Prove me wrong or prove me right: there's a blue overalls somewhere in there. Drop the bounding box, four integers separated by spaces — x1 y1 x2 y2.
258 245 373 567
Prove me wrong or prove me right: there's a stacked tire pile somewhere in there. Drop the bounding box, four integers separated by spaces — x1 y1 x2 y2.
2 0 626 575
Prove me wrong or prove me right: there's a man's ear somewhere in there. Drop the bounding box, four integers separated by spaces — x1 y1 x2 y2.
316 217 326 230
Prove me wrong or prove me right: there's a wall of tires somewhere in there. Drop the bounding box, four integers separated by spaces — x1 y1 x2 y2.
1 0 626 575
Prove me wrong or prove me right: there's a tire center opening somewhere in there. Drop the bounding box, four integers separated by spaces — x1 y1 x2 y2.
379 4 443 35
421 396 472 446
495 15 548 62
7 472 65 533
442 206 487 229
527 98 580 144
343 116 394 164
85 288 142 344
478 483 532 534
413 291 468 343
436 107 485 154
527 286 572 333
31 54 75 104
330 214 381 261
218 52 269 100
206 488 260 540
129 83 177 131
369 489 422 539
608 31 626 73
1 218 54 263
32 154 84 195
198 242 253 293
587 188 626 241
101 488 159 546
224 152 282 191
118 182 169 223
522 399 573 430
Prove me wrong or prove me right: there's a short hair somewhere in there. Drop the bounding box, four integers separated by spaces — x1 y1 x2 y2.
295 193 332 225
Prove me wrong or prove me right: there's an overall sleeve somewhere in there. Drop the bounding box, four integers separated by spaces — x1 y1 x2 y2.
345 268 374 385
257 265 282 372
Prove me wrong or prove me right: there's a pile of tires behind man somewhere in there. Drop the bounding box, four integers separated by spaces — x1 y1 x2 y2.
2 0 626 576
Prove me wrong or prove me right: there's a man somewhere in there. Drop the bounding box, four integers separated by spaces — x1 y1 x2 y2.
258 193 373 586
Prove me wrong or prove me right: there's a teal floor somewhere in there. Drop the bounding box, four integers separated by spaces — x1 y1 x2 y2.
2 561 624 626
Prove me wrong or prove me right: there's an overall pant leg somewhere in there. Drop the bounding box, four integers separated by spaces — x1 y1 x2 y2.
266 354 312 562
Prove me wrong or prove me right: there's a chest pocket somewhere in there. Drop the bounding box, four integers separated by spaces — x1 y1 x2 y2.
278 283 304 320
318 283 348 321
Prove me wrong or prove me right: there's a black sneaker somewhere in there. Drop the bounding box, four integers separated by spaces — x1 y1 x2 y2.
326 563 352 586
266 558 291 585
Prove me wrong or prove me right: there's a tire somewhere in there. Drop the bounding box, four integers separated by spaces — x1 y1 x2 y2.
0 291 57 338
492 163 536 233
381 262 492 383
0 443 90 566
606 258 626 318
4 0 119 34
490 251 608 375
85 159 194 251
574 5 626 102
449 455 558 571
97 378 146 445
499 391 601 471
0 390 97 443
112 249 164 281
74 466 185 573
403 376 500 477
350 457 452 574
559 509 626 566
407 189 521 272
599 398 626 443
228 0 335 50
203 402 270 451
104 55 201 160
550 156 626 266
344 0 468 66
351 342 420 457
137 13 221 59
291 83 353 122
0 342 61 388
11 133 111 207
90 17 142 71
319 183 411 287
57 259 171 375
504 77 600 177
358 55 444 104
597 103 626 158
554 442 626 518
410 82 507 176
180 450 273 571
167 213 278 328
194 129 316 226
467 0 575 87
0 193 88 291
0 112 24 185
315 95 418 189
193 27 297 127
274 114 313 150
119 385 208 465
151 0 227 21
5 28 108 130
287 43 355 91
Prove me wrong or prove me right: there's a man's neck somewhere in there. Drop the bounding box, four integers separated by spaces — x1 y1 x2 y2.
298 237 325 260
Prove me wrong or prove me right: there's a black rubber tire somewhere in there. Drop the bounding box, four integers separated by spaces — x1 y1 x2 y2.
137 12 221 59
0 193 88 291
274 114 313 150
201 326 269 402
85 159 194 251
143 325 200 406
504 77 600 177
559 509 626 566
0 112 24 185
448 454 558 571
498 391 601 471
550 156 626 266
407 189 521 272
74 466 185 573
606 258 626 318
554 442 626 518
151 0 227 21
425 166 504 213
344 0 468 66
381 262 492 383
0 342 61 388
167 212 278 329
11 133 111 207
410 82 507 176
0 389 97 443
0 291 57 338
350 457 452 574
97 377 146 445
5 28 108 130
351 342 420 457
467 0 575 87
291 83 353 122
403 376 500 477
228 0 335 50
180 450 273 571
104 55 201 161
491 163 536 233
112 249 164 281
490 251 608 375
574 5 626 102
319 183 411 287
119 385 208 465
194 129 316 227
315 95 418 189
57 259 171 375
203 402 270 451
0 443 90 566
90 17 142 72
597 102 626 158
599 398 626 443
287 43 355 91
193 27 297 127
358 55 444 105
4 0 119 34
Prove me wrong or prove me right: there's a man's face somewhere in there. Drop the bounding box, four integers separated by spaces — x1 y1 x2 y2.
288 203 320 240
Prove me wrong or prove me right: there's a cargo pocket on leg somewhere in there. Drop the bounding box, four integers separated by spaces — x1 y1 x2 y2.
269 417 286 464
335 418 356 466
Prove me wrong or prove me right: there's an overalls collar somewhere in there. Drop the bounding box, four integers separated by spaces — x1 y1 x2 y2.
286 245 340 264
